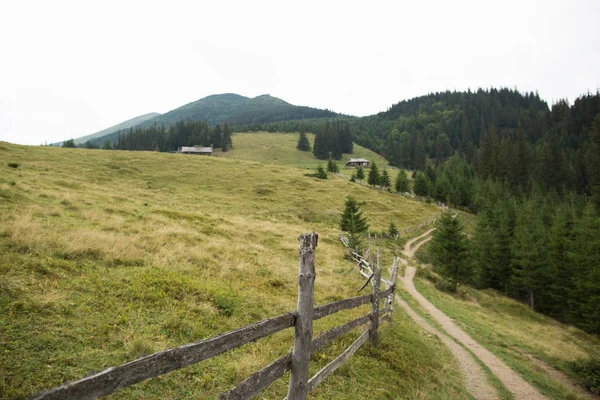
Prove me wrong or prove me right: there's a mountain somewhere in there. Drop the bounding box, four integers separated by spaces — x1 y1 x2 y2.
54 112 160 146
69 93 343 147
136 93 341 129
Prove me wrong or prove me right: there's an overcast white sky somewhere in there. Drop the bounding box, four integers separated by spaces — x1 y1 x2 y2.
1 0 599 145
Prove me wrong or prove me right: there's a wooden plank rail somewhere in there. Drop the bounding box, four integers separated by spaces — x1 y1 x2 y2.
307 330 370 392
32 312 296 400
313 294 372 320
33 232 399 400
220 314 371 400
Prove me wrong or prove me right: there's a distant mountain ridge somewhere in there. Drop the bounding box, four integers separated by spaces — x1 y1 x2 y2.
54 112 160 146
70 93 343 146
137 93 341 128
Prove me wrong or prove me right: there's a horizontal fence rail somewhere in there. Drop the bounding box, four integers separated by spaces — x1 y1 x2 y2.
33 232 397 400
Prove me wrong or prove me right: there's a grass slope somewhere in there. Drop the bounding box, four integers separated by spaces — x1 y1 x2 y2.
218 132 390 172
0 143 466 399
412 245 600 400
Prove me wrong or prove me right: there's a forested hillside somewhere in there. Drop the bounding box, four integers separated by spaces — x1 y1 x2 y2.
138 93 342 130
360 88 600 335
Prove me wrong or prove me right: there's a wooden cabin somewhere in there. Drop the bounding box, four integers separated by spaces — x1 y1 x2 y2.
345 158 370 168
177 146 213 156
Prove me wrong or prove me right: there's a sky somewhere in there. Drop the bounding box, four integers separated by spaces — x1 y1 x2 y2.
1 0 599 145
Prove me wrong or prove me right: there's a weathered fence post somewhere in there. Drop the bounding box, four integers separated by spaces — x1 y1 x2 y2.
287 232 318 400
369 248 381 346
388 258 398 323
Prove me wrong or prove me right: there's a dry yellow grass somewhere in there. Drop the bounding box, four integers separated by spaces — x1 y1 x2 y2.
0 141 470 399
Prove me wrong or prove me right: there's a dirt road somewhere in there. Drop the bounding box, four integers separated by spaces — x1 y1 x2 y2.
399 232 546 400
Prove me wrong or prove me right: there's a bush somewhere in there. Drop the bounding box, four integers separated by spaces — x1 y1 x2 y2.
571 357 600 394
7 162 19 168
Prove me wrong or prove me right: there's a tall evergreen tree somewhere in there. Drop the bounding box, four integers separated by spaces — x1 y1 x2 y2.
212 124 222 148
313 126 330 160
296 131 311 151
430 211 470 291
510 199 549 311
395 168 410 193
340 196 369 250
589 114 600 209
356 166 365 181
221 123 233 152
380 169 391 189
413 173 429 196
367 161 380 186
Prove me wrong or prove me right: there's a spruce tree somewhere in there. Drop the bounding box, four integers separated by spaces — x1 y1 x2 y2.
413 173 429 196
510 199 549 311
221 123 232 152
102 140 112 150
327 157 339 173
316 165 328 179
429 211 470 292
380 169 391 189
356 166 365 181
590 114 600 210
313 127 329 160
212 124 222 148
297 131 311 151
340 196 369 236
395 168 410 193
568 203 600 333
368 161 380 186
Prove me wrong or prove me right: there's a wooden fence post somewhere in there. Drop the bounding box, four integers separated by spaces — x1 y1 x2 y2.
388 258 398 323
369 248 381 346
287 232 318 400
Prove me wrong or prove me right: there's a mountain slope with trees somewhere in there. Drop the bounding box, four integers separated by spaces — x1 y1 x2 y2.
53 112 160 147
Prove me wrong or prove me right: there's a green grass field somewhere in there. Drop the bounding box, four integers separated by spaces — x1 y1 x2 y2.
218 132 391 173
0 142 468 399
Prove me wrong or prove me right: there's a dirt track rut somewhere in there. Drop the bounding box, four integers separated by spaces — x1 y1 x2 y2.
398 230 546 400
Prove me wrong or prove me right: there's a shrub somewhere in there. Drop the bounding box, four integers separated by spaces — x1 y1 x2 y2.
571 357 600 394
7 162 19 168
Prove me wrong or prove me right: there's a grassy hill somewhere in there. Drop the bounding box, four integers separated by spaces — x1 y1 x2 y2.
1 142 467 399
218 132 390 172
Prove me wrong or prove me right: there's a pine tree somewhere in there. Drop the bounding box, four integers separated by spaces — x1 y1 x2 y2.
356 166 365 181
221 123 232 152
429 211 470 291
313 126 329 160
510 199 549 311
568 203 600 333
327 157 339 173
297 131 311 151
413 173 429 196
102 140 112 150
395 168 410 193
316 165 328 179
212 124 222 148
368 161 380 186
380 169 391 189
590 114 600 210
340 196 369 235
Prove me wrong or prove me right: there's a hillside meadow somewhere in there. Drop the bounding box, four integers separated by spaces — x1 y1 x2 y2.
0 142 467 399
217 132 391 174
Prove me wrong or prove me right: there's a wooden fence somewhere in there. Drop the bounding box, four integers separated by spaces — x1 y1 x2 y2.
32 232 397 400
